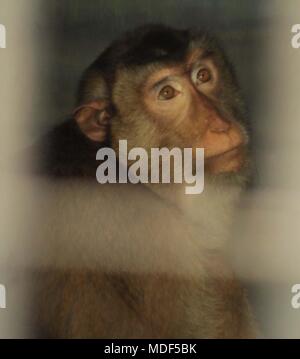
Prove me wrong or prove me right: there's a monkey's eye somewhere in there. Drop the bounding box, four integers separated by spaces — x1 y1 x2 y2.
196 68 211 83
158 85 178 100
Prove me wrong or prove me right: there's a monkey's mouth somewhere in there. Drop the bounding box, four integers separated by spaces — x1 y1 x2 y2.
205 145 247 174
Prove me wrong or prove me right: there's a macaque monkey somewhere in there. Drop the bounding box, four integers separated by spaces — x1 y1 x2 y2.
30 24 257 338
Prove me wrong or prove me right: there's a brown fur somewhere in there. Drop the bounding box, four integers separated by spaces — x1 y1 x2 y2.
31 180 257 338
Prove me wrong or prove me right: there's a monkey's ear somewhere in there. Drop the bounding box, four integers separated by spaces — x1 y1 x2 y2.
73 100 110 142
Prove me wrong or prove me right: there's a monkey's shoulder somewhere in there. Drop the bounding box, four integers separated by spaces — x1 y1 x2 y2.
28 119 102 178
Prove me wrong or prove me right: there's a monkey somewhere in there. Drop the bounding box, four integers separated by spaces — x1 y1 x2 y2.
28 24 258 338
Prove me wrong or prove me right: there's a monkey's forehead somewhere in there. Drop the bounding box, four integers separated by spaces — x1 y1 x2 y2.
121 27 190 66
93 25 223 72
121 29 220 67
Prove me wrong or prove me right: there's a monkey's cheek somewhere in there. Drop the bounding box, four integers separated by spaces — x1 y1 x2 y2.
205 148 246 174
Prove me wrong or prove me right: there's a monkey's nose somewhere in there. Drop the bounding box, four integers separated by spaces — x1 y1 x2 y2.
208 116 231 133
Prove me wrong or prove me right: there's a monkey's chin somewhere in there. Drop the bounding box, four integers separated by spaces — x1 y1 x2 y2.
204 147 251 187
205 147 246 174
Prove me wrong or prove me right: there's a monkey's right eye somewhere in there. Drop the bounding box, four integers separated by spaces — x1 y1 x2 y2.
158 85 178 100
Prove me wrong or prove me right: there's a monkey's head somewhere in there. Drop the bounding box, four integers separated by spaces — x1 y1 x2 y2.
74 24 250 180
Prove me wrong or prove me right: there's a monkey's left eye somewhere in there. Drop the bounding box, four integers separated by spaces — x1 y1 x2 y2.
158 85 178 100
196 68 211 83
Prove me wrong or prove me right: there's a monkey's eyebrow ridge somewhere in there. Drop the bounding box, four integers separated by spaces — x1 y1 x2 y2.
151 69 191 90
152 76 178 90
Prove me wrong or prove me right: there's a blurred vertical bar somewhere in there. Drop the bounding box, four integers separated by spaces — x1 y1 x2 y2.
263 0 300 338
232 0 300 338
0 0 41 338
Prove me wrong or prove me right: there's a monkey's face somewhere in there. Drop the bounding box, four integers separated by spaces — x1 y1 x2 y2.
75 26 250 177
111 50 248 176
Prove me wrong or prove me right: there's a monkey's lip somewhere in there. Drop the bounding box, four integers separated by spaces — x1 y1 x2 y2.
207 144 245 160
205 145 246 173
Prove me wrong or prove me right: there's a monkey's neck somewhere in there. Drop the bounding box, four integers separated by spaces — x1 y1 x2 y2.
145 179 243 250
